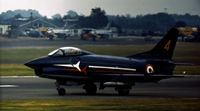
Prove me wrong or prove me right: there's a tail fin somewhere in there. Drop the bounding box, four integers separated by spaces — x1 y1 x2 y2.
132 28 179 59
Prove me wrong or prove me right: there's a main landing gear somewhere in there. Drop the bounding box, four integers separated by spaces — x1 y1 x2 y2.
116 87 130 96
103 82 133 96
83 83 97 95
55 81 66 96
55 80 131 96
55 80 97 96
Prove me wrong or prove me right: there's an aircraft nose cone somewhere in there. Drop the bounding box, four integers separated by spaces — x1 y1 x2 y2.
24 57 47 68
24 60 38 68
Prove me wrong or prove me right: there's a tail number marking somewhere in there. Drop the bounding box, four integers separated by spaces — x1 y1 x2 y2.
164 40 171 51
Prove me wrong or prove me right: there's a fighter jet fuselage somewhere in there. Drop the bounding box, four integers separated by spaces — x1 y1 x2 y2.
27 53 175 81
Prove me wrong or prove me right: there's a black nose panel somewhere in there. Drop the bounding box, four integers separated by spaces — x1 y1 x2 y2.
24 61 35 68
24 57 47 68
24 60 39 68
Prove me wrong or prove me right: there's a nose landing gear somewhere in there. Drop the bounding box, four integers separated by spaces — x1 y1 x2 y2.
57 88 66 96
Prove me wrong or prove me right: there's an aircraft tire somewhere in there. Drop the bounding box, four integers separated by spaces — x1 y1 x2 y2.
117 88 130 96
85 84 97 95
57 88 66 96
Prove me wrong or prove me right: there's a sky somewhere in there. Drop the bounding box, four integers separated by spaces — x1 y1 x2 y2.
0 0 200 18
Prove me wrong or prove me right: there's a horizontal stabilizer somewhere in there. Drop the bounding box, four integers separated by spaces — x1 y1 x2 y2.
175 62 194 66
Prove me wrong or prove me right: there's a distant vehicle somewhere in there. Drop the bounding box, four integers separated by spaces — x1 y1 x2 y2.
80 29 96 41
53 29 71 39
81 29 112 41
91 29 112 40
19 31 28 37
25 28 186 96
177 27 199 42
40 28 48 36
28 30 43 37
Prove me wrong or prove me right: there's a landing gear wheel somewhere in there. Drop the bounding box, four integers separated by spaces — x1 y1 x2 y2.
117 88 130 96
84 83 97 95
57 88 66 96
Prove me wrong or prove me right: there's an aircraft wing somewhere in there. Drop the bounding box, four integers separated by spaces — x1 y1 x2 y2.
175 62 200 66
95 73 186 77
94 73 187 83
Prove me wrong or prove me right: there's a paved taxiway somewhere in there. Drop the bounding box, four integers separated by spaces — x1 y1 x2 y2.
1 76 200 100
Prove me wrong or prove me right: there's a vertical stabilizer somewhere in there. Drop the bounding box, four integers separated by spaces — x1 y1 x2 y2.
132 28 179 59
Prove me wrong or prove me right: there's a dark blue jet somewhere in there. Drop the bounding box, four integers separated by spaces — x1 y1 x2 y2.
25 28 185 96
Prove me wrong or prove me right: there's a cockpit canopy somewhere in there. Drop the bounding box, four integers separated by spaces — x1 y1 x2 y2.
48 47 92 57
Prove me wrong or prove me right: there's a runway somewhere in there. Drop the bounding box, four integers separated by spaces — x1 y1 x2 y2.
1 76 200 100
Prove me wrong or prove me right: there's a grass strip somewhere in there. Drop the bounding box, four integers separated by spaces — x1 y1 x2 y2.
1 98 200 111
0 64 34 76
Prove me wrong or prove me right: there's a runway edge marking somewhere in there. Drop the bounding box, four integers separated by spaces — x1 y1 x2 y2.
0 85 19 88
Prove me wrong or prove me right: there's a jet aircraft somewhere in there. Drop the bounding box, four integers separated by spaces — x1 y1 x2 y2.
25 28 185 96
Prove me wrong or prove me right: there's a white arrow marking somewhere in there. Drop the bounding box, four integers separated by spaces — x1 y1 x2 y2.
54 61 81 72
54 64 73 67
73 61 81 72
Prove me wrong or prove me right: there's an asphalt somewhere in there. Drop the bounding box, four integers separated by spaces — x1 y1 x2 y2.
0 76 200 100
0 37 157 48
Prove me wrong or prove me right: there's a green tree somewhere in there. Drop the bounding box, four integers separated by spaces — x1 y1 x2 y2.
14 13 23 18
50 14 64 27
175 21 187 27
78 15 90 28
52 14 62 19
0 15 3 24
134 13 175 33
78 8 108 28
89 7 108 28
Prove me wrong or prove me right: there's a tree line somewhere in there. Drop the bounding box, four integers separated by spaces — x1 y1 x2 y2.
0 8 200 35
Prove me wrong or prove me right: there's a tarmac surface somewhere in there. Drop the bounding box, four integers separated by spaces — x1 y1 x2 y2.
0 37 158 48
1 75 200 100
